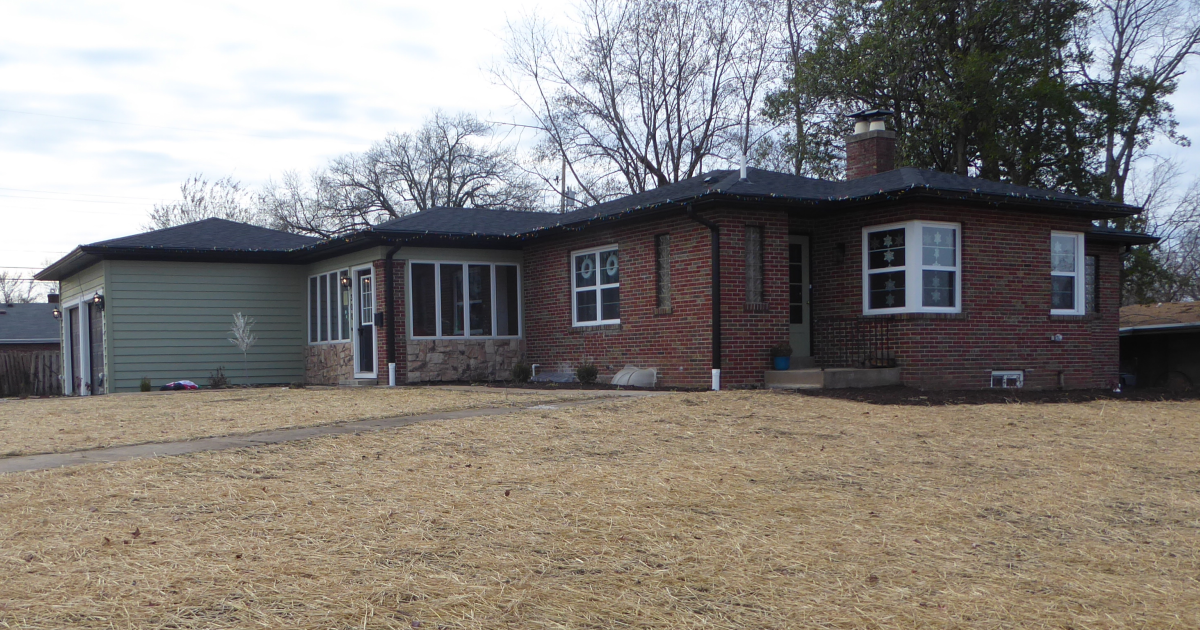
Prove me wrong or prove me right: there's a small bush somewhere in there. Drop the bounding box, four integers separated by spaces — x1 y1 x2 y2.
139 377 152 392
769 342 793 358
208 367 231 390
511 362 532 383
289 381 307 389
576 362 599 385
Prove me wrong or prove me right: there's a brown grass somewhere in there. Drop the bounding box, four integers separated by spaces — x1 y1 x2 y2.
0 387 579 457
1 391 1198 628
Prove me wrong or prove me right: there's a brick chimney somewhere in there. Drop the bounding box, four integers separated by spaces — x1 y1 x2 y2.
845 108 896 180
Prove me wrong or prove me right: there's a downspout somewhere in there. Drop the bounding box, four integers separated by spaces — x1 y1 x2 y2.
384 243 401 386
686 205 721 390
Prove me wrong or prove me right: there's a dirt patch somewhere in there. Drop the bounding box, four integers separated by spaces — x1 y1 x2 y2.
0 387 582 457
1 391 1197 628
793 384 1200 405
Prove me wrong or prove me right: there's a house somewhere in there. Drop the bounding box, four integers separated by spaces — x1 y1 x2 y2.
1119 302 1200 389
0 300 61 353
36 112 1156 394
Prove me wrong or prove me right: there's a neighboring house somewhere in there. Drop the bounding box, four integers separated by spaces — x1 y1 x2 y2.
0 301 61 353
37 112 1156 393
1119 302 1200 389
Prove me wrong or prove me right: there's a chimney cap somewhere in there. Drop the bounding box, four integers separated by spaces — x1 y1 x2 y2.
846 108 894 122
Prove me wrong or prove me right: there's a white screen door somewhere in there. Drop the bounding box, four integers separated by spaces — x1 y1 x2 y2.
788 235 811 357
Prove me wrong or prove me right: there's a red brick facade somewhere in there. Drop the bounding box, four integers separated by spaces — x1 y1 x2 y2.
373 259 406 383
366 201 1123 390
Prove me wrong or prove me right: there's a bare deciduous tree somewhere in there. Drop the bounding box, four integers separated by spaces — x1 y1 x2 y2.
145 175 273 231
0 271 39 304
495 0 783 203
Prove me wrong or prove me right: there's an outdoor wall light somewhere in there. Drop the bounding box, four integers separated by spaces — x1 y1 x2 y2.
340 275 352 288
52 307 61 320
92 292 105 311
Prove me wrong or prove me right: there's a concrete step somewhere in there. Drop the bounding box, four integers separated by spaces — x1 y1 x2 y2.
765 367 902 389
339 378 379 387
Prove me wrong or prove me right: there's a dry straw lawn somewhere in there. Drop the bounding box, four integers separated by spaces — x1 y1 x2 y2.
0 387 577 456
1 391 1198 628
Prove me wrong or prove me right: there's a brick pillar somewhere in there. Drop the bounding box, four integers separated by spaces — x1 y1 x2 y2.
845 129 897 180
373 259 406 384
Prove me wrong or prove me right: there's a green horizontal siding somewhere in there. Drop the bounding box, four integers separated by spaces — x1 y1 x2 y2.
106 261 306 392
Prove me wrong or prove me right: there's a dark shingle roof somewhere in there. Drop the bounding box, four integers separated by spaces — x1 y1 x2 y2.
0 303 59 344
89 218 320 251
373 207 557 237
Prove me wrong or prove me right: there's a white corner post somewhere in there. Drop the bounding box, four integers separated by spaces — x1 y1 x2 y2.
711 368 721 391
388 363 396 387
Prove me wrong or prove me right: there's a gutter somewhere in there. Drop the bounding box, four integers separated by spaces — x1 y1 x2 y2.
384 243 401 386
686 205 722 391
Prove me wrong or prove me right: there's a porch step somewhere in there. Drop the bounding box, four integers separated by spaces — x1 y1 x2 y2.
339 378 379 387
766 367 901 390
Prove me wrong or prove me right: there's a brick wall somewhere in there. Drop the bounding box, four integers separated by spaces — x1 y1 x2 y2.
373 259 406 384
797 202 1122 389
522 208 789 389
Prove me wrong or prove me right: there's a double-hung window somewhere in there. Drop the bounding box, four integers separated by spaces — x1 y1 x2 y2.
573 246 620 325
862 221 961 314
409 262 521 338
308 270 351 343
1050 232 1085 314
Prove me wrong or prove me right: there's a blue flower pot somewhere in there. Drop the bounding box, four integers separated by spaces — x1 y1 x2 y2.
773 356 791 371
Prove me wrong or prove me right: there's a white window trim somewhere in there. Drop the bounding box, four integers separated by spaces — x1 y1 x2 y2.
571 245 621 327
862 220 962 315
61 295 95 396
1050 231 1086 315
407 261 523 340
307 269 352 345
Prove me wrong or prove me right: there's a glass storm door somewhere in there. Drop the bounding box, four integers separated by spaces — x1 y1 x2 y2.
88 302 104 395
789 235 811 357
67 306 80 394
356 269 376 376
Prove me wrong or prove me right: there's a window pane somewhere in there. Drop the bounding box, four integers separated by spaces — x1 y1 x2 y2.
339 271 350 340
468 264 492 336
867 228 905 269
1085 255 1097 314
359 272 373 329
655 235 671 309
599 249 619 285
496 265 520 336
576 289 597 322
318 273 329 341
440 263 464 336
922 270 955 307
1051 276 1075 310
411 264 436 336
922 227 956 267
309 276 318 342
601 287 620 321
868 271 906 309
745 227 763 303
1051 235 1076 272
575 253 597 287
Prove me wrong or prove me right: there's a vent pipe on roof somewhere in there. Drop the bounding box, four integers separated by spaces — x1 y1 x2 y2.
739 153 747 181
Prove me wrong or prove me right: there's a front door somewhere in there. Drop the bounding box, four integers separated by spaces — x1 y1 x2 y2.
88 302 104 395
67 306 80 394
355 268 376 376
789 235 811 357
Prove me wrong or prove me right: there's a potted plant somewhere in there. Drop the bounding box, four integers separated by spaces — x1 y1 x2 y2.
769 342 793 371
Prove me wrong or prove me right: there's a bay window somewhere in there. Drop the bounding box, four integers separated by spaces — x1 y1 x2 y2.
862 221 961 314
573 246 620 325
409 262 520 338
308 270 351 343
1051 232 1085 315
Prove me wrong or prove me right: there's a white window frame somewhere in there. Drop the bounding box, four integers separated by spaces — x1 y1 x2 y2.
307 269 352 345
991 370 1025 388
862 221 962 315
407 261 522 339
571 245 621 327
1050 231 1086 315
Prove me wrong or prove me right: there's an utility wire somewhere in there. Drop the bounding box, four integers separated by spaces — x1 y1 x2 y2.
0 107 289 140
0 186 159 200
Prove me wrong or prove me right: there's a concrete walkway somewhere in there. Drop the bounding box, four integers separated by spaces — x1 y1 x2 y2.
0 391 661 475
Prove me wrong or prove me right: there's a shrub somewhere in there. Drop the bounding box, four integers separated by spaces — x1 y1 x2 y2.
139 377 152 392
576 362 599 385
511 362 532 383
208 367 231 390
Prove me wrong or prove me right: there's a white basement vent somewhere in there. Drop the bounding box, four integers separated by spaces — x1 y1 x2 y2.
991 371 1024 389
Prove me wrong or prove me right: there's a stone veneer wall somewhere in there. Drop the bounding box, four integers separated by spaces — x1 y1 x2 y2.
305 343 354 385
407 339 524 382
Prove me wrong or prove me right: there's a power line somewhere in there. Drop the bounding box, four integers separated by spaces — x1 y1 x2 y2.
0 107 289 140
0 193 146 205
0 186 160 200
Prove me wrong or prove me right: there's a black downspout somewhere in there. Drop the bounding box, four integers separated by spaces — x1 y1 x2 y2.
384 243 401 384
686 205 721 385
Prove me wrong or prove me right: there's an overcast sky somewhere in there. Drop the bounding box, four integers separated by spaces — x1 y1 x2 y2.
3 0 1200 292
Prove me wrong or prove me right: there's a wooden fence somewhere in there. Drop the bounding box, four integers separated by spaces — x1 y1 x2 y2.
0 351 62 397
